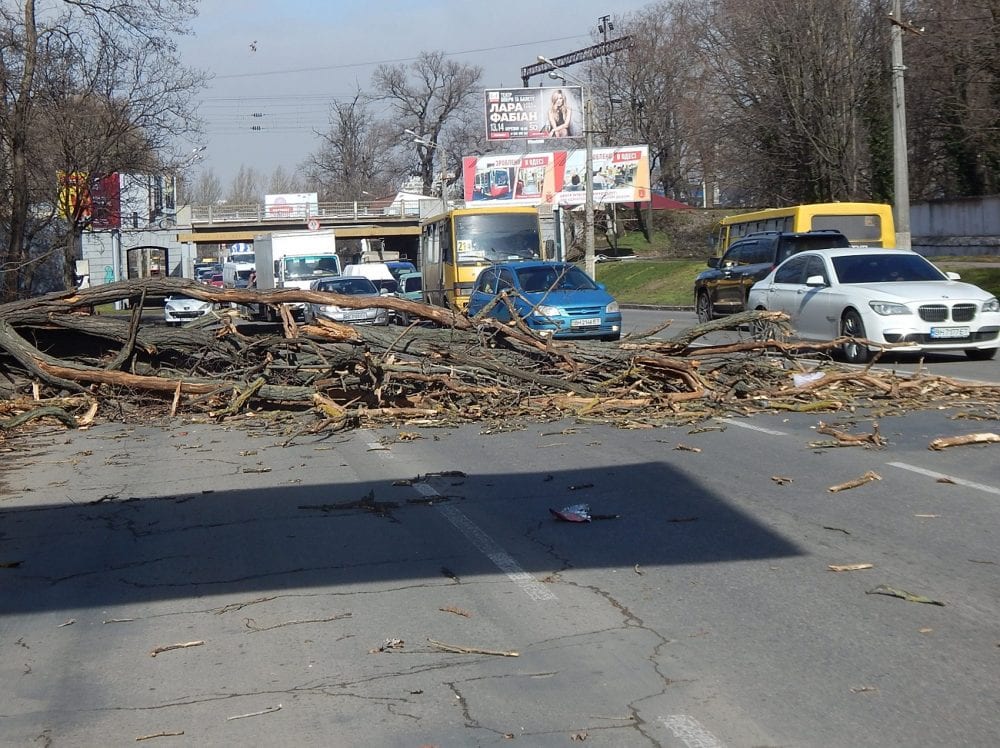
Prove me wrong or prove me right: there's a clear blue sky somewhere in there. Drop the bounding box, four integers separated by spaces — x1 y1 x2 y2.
176 0 651 187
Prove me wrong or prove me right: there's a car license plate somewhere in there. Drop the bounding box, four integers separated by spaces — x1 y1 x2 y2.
570 317 600 328
929 326 970 339
343 310 369 321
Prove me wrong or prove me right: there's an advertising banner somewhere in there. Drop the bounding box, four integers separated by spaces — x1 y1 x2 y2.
461 145 650 207
57 171 92 221
265 192 318 219
90 173 122 230
484 86 583 141
555 146 651 207
463 152 559 203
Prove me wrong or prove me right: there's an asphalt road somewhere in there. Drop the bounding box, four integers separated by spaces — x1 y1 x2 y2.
624 308 1000 384
2 400 999 745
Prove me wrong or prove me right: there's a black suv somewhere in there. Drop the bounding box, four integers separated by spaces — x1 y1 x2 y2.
694 230 850 322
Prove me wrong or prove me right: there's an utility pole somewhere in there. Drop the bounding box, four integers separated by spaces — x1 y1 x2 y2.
889 0 923 250
537 56 597 279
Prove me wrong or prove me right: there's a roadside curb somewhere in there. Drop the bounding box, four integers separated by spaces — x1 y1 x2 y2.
622 304 695 312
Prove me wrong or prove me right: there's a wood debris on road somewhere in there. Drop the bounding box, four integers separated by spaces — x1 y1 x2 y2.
828 470 882 493
149 640 205 657
2 279 998 439
928 432 1000 450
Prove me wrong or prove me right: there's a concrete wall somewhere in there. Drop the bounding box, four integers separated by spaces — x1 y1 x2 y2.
911 195 1000 255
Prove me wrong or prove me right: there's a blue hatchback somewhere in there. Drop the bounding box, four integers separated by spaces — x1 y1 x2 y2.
467 261 622 341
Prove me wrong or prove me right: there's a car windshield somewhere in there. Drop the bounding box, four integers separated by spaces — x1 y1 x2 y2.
832 253 947 284
515 265 597 293
317 278 378 294
284 255 341 280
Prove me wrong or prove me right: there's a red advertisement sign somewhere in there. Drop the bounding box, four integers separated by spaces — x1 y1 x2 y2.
462 146 650 206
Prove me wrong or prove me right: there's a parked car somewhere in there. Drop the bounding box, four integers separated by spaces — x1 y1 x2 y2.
467 261 622 341
163 295 215 326
342 262 399 294
694 230 851 322
207 273 224 288
396 271 422 302
386 260 417 280
747 248 1000 362
305 275 389 326
393 271 423 325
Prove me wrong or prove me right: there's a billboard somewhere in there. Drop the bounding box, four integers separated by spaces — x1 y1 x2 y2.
57 171 92 221
462 145 651 207
484 86 583 141
265 192 318 219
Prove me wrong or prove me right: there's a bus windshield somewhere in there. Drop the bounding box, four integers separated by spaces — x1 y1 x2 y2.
454 213 540 264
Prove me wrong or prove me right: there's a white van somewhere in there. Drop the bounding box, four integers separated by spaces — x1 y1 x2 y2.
342 263 399 294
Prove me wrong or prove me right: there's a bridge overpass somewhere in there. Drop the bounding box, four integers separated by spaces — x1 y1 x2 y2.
177 198 437 261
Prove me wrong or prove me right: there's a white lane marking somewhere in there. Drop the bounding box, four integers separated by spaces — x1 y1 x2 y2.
715 417 787 436
431 499 557 602
887 462 1000 497
659 714 726 748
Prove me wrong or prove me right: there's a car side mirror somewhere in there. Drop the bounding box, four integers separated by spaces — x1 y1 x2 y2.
805 274 827 287
707 257 720 268
596 282 606 290
945 271 961 280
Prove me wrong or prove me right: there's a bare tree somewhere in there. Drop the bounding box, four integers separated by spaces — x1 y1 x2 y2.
372 51 483 196
184 168 223 206
906 0 1000 198
225 165 262 204
590 3 718 207
0 0 205 300
305 93 397 201
267 164 306 195
685 0 889 205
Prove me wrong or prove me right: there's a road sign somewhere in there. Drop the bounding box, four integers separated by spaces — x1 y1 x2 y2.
307 218 320 231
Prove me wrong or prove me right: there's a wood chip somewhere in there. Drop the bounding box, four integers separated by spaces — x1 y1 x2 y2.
866 584 944 606
771 475 793 485
427 639 519 657
828 563 874 572
928 432 1000 450
828 470 881 492
150 640 205 657
226 705 282 721
136 731 185 741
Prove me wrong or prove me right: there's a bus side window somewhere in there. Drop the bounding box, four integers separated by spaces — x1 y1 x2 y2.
441 223 452 263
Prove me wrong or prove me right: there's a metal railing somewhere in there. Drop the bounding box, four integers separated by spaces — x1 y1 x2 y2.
189 200 427 224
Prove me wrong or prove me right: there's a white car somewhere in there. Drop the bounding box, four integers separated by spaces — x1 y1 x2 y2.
747 248 1000 363
306 276 389 326
163 295 215 326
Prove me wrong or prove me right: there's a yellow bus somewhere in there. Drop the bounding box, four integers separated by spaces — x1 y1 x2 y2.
420 205 553 310
714 202 895 254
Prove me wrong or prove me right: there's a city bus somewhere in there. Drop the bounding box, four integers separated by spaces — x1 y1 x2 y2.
420 205 553 310
714 202 895 254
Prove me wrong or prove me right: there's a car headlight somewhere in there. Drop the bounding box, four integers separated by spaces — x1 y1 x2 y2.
606 301 619 313
869 300 910 316
983 297 1000 313
321 305 343 313
534 305 560 317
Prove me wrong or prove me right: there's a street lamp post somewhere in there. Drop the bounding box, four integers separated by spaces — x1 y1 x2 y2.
537 56 596 279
